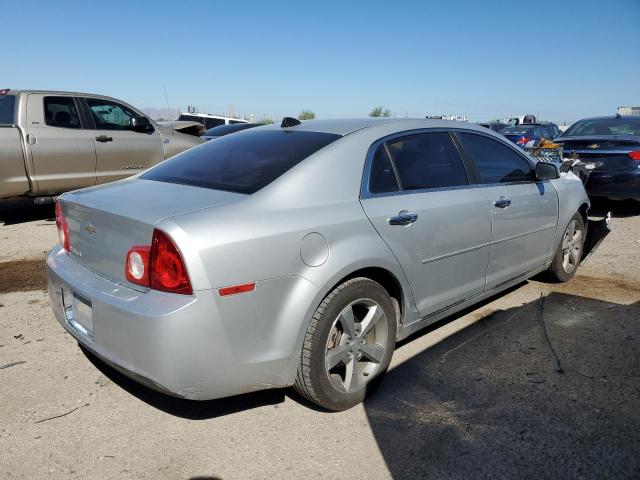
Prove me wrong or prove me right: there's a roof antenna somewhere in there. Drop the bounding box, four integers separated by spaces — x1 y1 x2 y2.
164 86 174 135
281 116 301 128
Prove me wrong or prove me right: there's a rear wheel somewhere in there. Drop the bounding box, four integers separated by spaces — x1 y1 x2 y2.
294 277 397 411
548 212 585 282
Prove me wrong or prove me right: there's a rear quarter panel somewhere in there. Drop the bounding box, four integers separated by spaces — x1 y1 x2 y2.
0 126 30 198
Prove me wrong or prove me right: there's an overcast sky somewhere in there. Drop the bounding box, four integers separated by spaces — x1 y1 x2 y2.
4 0 639 124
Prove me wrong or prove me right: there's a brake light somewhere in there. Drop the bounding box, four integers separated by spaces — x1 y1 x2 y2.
517 136 531 145
55 201 70 252
628 151 640 160
150 229 192 294
124 229 192 294
0 89 9 96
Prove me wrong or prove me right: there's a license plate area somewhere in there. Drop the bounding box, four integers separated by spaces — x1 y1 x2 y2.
62 288 94 341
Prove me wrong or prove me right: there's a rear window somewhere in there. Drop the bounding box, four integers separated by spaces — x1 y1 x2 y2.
0 95 16 124
203 123 256 137
564 118 640 136
503 126 537 135
142 130 341 194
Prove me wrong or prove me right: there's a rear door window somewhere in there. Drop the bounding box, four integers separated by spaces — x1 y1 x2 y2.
386 132 469 191
458 132 534 184
44 96 81 129
369 145 400 194
142 130 341 194
0 94 16 124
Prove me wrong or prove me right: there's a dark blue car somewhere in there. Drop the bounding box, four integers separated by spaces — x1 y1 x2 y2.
555 115 640 200
502 124 547 148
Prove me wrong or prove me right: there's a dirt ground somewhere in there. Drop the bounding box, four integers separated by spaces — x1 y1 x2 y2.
0 198 639 480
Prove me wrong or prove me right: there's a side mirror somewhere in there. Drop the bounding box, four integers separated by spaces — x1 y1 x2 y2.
130 116 152 133
535 161 560 181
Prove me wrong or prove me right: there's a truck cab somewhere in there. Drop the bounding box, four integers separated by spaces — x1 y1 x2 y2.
0 89 203 201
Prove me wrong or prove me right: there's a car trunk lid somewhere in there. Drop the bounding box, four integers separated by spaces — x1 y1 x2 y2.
557 136 640 171
60 178 246 290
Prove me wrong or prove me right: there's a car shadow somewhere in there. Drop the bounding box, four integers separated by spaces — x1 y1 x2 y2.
0 198 55 225
362 292 640 479
589 197 640 218
80 346 286 420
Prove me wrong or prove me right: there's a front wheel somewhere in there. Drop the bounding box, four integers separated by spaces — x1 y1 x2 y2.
294 277 397 411
548 212 585 282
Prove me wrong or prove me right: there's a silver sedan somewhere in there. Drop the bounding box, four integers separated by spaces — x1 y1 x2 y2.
47 118 589 411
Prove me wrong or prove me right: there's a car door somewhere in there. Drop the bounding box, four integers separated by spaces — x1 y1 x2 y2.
25 94 97 194
456 131 558 290
81 97 164 184
360 131 492 319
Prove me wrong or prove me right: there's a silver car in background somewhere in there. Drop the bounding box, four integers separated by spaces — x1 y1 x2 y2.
47 118 589 411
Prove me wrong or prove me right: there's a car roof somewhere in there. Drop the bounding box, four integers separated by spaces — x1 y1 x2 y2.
259 117 492 136
575 115 640 121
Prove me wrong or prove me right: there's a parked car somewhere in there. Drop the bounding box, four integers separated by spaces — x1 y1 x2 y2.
177 112 248 130
0 89 204 202
47 118 589 411
555 115 640 200
539 121 562 139
479 121 507 133
502 124 548 148
202 122 260 140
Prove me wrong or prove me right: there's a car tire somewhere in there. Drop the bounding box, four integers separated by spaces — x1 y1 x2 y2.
294 277 397 411
548 212 585 282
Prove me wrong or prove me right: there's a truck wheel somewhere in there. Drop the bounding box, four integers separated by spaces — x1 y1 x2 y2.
294 277 397 411
548 212 585 282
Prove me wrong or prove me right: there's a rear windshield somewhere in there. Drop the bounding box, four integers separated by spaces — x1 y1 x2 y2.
503 126 538 135
143 130 341 194
0 95 16 124
203 123 256 137
563 118 640 136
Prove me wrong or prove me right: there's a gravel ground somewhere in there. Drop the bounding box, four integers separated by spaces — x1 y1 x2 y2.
0 198 638 480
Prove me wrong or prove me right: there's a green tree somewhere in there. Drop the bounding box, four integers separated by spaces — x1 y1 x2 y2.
298 110 316 120
259 118 274 125
369 106 391 117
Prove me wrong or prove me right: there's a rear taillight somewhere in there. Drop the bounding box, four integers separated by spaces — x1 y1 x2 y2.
125 229 192 295
628 151 640 160
125 246 151 286
55 201 70 252
517 136 531 145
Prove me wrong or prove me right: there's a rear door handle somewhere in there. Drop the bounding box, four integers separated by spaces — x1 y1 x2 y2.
494 196 511 208
95 135 113 143
389 212 418 226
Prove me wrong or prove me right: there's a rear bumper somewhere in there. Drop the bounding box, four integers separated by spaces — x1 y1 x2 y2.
47 246 319 400
586 170 640 199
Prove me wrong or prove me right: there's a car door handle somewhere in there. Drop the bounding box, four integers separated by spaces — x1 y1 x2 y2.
494 196 511 208
389 212 418 226
95 135 113 143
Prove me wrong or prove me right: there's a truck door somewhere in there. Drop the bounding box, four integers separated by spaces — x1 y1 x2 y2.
25 94 97 194
81 97 163 184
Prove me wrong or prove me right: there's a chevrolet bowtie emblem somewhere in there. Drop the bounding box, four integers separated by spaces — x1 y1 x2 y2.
587 143 600 149
84 224 97 235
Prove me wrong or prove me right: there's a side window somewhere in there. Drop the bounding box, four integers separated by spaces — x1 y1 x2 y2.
458 132 533 184
369 145 399 194
44 97 81 129
85 98 136 130
386 132 468 191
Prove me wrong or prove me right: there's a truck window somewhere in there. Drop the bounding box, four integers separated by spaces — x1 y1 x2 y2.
44 97 81 129
0 94 16 124
86 98 136 130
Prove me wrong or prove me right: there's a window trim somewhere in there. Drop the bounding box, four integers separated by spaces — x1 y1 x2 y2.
451 129 538 187
42 95 85 130
360 128 476 199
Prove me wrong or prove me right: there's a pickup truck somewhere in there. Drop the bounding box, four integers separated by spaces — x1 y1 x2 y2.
0 89 204 202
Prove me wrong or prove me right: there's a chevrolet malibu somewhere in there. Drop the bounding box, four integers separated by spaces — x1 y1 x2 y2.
47 118 589 411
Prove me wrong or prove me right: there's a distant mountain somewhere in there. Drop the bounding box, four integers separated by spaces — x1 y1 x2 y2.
142 107 180 121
